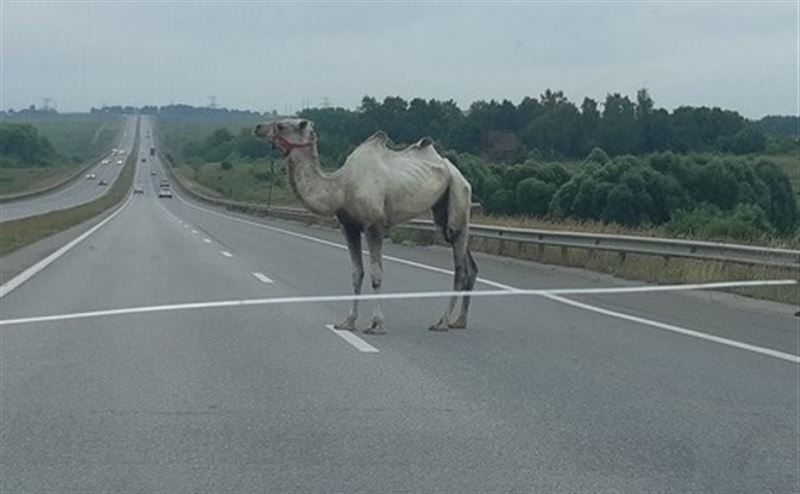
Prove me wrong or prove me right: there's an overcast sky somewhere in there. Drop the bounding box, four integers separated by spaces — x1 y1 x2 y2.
1 1 797 118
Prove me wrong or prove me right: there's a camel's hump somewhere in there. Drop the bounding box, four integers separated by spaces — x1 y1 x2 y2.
367 131 390 144
415 137 434 148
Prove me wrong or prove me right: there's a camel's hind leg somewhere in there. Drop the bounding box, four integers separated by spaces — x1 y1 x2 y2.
448 245 478 329
334 217 363 331
363 226 386 335
429 188 477 331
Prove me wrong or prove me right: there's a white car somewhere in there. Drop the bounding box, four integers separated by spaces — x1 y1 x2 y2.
158 187 173 198
101 159 110 165
116 160 123 165
86 173 96 180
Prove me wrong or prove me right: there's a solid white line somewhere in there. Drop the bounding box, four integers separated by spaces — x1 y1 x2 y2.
325 324 380 353
220 250 233 258
252 272 274 284
0 193 134 299
542 293 800 364
203 238 212 244
1 279 794 326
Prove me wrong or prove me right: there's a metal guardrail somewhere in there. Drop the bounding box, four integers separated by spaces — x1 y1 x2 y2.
165 162 800 270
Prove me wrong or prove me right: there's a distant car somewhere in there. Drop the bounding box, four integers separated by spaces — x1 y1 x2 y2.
101 159 110 165
98 179 109 186
141 157 147 162
133 186 144 194
151 171 157 176
86 173 97 180
158 187 173 198
116 160 123 165
160 179 169 187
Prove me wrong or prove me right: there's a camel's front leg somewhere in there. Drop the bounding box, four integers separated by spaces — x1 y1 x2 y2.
334 224 363 331
363 227 385 335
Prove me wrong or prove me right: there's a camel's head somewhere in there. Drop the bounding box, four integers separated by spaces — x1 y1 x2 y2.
253 118 317 155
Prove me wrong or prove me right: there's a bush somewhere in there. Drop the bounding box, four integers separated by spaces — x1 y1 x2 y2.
486 188 515 215
665 203 775 241
585 147 610 164
221 160 233 170
515 178 556 216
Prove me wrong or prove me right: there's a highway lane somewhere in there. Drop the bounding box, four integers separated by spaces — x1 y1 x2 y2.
0 115 138 222
1 117 798 493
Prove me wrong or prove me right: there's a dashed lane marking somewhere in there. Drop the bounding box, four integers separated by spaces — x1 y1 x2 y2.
252 272 274 284
325 324 380 353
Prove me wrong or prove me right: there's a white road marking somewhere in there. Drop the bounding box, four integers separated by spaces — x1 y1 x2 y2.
203 238 212 244
220 250 233 258
542 293 800 364
252 272 274 284
325 324 379 353
1 278 794 325
191 229 198 234
0 193 134 299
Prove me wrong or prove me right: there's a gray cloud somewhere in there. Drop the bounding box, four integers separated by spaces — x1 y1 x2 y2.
2 1 796 118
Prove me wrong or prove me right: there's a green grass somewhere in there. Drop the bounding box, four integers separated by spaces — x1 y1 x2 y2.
0 131 137 256
0 166 81 196
175 161 299 207
2 112 122 163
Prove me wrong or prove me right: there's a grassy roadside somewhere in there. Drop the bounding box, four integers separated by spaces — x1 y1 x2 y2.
0 128 138 256
0 166 83 196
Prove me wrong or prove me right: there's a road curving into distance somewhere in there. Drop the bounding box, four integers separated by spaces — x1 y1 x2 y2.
0 116 797 493
0 115 139 222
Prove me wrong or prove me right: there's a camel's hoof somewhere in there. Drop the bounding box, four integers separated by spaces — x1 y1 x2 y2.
333 321 358 332
429 324 449 332
364 326 386 335
448 322 467 330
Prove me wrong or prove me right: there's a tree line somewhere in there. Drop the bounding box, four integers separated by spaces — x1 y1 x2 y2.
297 90 793 165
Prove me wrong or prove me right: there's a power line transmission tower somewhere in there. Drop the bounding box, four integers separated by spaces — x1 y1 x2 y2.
321 96 331 108
42 97 52 111
208 95 218 109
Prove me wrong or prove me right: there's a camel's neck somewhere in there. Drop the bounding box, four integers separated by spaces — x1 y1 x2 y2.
285 147 342 216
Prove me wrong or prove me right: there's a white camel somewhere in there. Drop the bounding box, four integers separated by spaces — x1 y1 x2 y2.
253 118 478 334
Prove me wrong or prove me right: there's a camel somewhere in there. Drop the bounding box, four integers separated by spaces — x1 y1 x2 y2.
253 118 478 334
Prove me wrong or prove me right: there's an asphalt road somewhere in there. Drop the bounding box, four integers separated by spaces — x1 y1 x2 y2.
1 117 798 493
0 115 138 222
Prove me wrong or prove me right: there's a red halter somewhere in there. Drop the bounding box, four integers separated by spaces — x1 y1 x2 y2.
273 132 316 154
